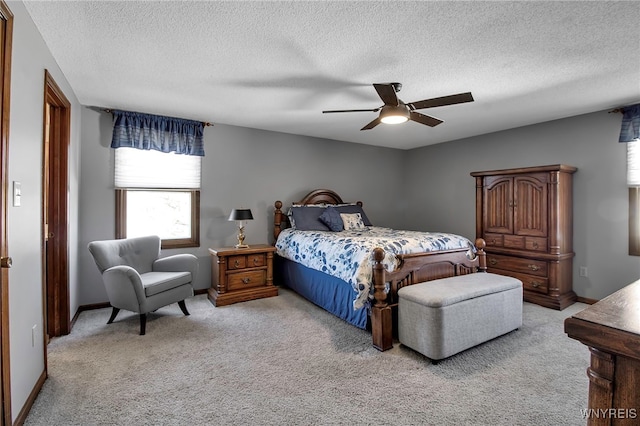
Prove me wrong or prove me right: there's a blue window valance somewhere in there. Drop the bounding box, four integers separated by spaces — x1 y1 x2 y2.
110 109 205 156
619 103 640 143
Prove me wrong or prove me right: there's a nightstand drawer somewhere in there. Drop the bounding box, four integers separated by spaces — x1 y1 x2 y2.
228 254 266 270
228 270 266 291
228 255 246 270
247 254 266 268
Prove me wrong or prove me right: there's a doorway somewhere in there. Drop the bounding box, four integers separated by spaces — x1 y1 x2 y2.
42 71 71 340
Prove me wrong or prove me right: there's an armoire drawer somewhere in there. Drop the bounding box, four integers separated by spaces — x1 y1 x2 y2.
525 237 547 252
489 268 549 294
503 235 547 252
485 254 547 277
484 233 503 248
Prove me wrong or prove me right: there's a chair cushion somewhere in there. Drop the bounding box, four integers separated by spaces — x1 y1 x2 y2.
141 271 192 297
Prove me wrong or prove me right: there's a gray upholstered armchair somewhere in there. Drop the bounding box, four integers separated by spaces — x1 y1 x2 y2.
88 235 198 335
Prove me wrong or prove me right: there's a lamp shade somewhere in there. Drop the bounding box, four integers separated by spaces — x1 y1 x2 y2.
228 208 253 221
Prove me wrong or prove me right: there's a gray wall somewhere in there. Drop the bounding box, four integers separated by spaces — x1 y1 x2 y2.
403 110 636 300
79 107 406 304
79 107 637 305
7 1 81 421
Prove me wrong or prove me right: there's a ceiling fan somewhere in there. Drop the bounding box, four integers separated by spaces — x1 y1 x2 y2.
322 82 474 131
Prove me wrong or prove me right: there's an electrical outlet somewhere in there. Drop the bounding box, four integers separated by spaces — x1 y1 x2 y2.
579 266 588 277
31 324 37 347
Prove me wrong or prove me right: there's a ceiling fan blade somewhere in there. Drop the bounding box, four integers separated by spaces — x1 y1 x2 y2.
322 108 380 114
361 117 382 131
409 111 443 127
373 83 399 106
409 92 474 110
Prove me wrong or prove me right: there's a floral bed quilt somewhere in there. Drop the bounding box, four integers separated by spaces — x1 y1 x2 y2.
275 226 475 310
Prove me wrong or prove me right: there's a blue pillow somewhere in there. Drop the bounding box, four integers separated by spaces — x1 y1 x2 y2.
319 207 344 231
335 204 372 226
289 206 330 231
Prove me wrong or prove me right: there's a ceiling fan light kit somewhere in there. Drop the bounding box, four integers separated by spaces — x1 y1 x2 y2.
323 82 474 131
379 105 409 124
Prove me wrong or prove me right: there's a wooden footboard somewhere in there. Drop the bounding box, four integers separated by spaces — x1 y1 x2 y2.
371 238 487 351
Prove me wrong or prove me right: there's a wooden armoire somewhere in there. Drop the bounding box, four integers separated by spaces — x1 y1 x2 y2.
471 164 577 310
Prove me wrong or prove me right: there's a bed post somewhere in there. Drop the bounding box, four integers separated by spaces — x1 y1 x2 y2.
371 247 393 351
475 238 487 272
274 201 284 242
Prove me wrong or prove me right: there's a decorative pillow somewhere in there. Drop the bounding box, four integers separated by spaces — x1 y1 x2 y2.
318 206 344 232
288 206 330 231
334 204 372 226
286 208 296 229
340 213 366 230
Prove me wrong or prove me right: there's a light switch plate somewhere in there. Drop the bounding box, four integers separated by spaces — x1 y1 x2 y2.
13 181 20 207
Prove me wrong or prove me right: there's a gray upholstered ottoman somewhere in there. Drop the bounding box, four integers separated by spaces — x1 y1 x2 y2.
398 273 522 361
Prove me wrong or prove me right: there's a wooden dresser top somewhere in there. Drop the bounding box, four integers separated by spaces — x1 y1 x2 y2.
572 279 640 336
565 279 640 360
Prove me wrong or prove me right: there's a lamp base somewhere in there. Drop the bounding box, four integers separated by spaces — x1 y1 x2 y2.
235 225 249 249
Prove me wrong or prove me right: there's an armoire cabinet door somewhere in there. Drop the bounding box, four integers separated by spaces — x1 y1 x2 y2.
513 174 548 237
483 175 513 234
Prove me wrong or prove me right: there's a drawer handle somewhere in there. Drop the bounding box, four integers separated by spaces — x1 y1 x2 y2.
531 281 541 288
253 257 259 265
234 260 240 267
528 264 540 271
489 258 498 266
242 277 251 284
491 239 497 244
532 242 539 249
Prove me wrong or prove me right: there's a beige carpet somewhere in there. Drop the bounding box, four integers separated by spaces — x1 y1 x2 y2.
25 288 590 425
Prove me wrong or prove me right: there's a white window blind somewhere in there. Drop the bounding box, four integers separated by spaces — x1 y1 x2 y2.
115 147 201 189
628 141 640 186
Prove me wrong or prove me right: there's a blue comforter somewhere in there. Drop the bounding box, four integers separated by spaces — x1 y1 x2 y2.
275 227 475 310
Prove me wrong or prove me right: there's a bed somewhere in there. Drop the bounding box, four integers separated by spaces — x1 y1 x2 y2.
273 189 487 351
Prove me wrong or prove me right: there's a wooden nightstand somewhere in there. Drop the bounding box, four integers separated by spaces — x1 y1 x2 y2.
208 244 278 307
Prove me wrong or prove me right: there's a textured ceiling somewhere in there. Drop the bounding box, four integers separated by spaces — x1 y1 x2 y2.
24 1 640 150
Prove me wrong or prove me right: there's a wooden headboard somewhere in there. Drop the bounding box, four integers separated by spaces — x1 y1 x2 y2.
296 189 345 205
274 189 362 241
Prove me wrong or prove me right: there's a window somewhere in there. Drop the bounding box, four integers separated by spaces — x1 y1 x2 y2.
620 104 640 255
115 148 200 248
628 141 640 255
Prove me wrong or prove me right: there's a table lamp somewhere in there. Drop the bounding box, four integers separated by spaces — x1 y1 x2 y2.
228 208 253 248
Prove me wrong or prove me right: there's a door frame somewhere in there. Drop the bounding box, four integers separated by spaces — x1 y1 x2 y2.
42 71 71 339
0 1 12 424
